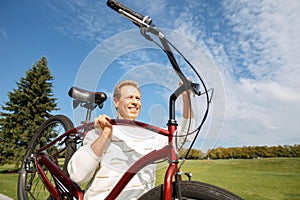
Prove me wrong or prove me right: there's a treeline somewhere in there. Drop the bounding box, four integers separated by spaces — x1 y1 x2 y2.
180 144 300 159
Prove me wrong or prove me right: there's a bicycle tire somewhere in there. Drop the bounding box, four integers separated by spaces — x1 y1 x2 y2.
18 115 75 200
138 181 243 200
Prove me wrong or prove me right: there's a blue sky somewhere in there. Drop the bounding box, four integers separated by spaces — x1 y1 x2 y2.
1 0 299 152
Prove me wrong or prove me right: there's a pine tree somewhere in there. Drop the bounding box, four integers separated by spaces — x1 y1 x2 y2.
0 57 59 166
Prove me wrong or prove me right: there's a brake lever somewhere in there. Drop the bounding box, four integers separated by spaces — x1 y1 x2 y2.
191 82 201 96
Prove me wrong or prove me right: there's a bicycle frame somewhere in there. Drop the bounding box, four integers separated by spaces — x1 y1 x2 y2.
35 124 88 200
34 117 183 200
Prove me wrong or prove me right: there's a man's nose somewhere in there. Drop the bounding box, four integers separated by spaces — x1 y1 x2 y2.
131 97 138 104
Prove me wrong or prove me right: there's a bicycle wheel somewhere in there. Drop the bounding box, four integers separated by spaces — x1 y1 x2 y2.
18 115 76 200
138 181 243 200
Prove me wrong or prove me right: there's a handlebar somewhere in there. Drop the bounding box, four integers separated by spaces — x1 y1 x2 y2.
107 0 152 27
106 0 189 85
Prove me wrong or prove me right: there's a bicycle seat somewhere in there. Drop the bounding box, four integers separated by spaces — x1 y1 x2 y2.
68 87 107 108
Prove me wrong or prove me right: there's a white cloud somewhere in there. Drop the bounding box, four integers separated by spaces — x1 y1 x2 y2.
222 0 300 79
47 0 126 45
216 0 300 147
222 75 300 146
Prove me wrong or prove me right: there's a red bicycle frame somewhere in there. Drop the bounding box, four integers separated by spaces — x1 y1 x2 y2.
35 124 89 200
34 119 181 200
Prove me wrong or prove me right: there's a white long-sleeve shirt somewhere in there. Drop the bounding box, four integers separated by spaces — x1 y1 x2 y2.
68 118 195 200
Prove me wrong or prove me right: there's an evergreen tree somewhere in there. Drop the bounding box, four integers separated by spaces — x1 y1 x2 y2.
0 57 59 166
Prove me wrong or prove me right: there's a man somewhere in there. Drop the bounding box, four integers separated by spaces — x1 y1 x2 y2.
68 80 194 199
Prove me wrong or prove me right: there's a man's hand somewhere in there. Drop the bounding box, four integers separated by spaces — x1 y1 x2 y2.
94 115 112 129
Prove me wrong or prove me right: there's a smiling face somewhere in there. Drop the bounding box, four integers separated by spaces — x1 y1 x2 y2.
114 85 141 120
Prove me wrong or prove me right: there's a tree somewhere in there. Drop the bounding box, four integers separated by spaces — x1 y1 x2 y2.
0 57 59 166
179 148 203 159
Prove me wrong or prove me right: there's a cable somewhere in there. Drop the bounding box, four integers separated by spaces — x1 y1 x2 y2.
140 28 213 159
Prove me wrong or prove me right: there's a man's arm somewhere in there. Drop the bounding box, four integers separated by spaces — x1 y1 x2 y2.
67 115 112 184
180 80 194 119
91 115 112 157
182 90 194 119
67 130 103 184
176 81 196 145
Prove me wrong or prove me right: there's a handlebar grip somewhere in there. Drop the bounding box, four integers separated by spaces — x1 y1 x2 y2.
107 0 152 26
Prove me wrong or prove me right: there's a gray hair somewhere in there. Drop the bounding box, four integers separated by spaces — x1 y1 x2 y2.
113 80 140 100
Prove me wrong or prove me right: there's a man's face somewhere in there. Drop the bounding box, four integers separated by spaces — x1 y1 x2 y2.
114 85 141 120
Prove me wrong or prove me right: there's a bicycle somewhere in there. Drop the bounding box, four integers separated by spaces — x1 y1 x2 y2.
18 1 243 199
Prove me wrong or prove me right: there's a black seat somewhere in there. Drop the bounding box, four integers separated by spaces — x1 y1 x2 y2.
68 87 107 108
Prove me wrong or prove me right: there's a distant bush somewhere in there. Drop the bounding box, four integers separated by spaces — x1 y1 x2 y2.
205 144 300 159
178 144 300 160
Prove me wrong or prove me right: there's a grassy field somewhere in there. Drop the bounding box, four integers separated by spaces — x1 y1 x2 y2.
0 165 18 200
1 158 300 199
156 158 300 200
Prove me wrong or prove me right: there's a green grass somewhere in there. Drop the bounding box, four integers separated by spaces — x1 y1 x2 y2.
0 164 18 200
1 158 300 200
156 158 300 200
